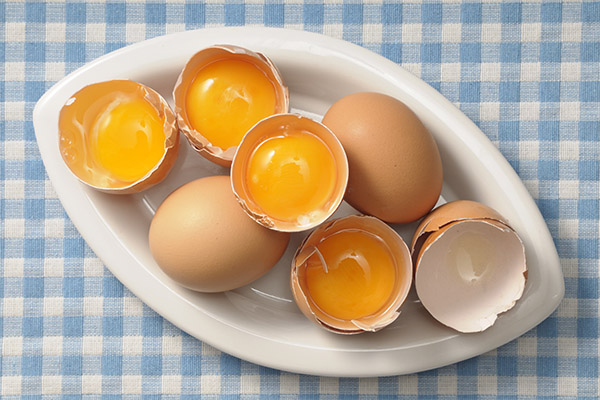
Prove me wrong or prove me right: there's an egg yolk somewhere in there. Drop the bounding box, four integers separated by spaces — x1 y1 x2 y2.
58 80 167 188
245 129 337 224
304 230 397 321
185 58 278 149
91 98 165 182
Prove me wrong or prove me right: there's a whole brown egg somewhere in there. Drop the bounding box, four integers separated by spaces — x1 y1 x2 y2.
149 175 290 292
322 92 443 224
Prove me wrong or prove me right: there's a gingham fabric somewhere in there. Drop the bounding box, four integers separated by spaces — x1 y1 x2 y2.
1 0 599 398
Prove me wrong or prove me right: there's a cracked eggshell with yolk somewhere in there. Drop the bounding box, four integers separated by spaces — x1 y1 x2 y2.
411 200 527 333
291 215 413 334
58 80 179 194
231 114 348 233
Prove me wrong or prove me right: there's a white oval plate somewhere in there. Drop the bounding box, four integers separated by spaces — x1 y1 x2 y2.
33 27 564 377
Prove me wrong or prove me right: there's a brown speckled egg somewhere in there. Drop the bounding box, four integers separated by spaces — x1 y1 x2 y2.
149 175 290 292
322 92 443 224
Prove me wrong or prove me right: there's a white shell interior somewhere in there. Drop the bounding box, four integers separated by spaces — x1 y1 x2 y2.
416 220 527 333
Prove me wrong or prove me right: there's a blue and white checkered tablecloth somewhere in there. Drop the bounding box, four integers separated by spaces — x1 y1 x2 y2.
1 0 599 397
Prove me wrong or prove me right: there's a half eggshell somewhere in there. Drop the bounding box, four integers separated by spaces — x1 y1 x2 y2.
411 200 527 333
231 113 349 232
58 80 179 194
291 215 413 334
173 45 289 167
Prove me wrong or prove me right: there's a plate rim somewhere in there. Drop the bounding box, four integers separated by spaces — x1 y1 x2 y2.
33 27 564 377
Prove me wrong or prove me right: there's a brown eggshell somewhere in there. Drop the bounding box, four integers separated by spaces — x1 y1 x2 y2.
149 175 290 292
173 45 289 167
58 80 179 194
322 92 443 224
411 200 510 259
414 218 527 333
231 113 348 233
414 219 513 271
291 215 413 334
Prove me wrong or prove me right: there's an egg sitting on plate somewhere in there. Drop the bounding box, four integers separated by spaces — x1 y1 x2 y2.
149 175 290 293
322 92 443 224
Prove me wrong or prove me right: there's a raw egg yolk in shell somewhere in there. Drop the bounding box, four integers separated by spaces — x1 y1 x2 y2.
245 129 337 224
59 80 168 188
92 98 165 182
185 58 278 150
304 229 398 321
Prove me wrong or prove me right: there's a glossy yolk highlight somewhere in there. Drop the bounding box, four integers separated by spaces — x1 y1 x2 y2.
304 230 397 321
245 130 337 223
58 81 167 188
91 97 165 182
185 58 277 149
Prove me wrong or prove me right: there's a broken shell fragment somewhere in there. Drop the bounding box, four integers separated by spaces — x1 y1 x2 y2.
173 45 289 166
291 215 413 334
411 200 527 333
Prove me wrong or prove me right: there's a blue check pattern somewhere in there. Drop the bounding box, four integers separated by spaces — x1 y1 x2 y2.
1 0 599 398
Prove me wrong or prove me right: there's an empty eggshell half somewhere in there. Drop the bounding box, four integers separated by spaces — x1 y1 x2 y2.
291 215 413 334
411 200 527 333
58 80 179 194
173 45 289 166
